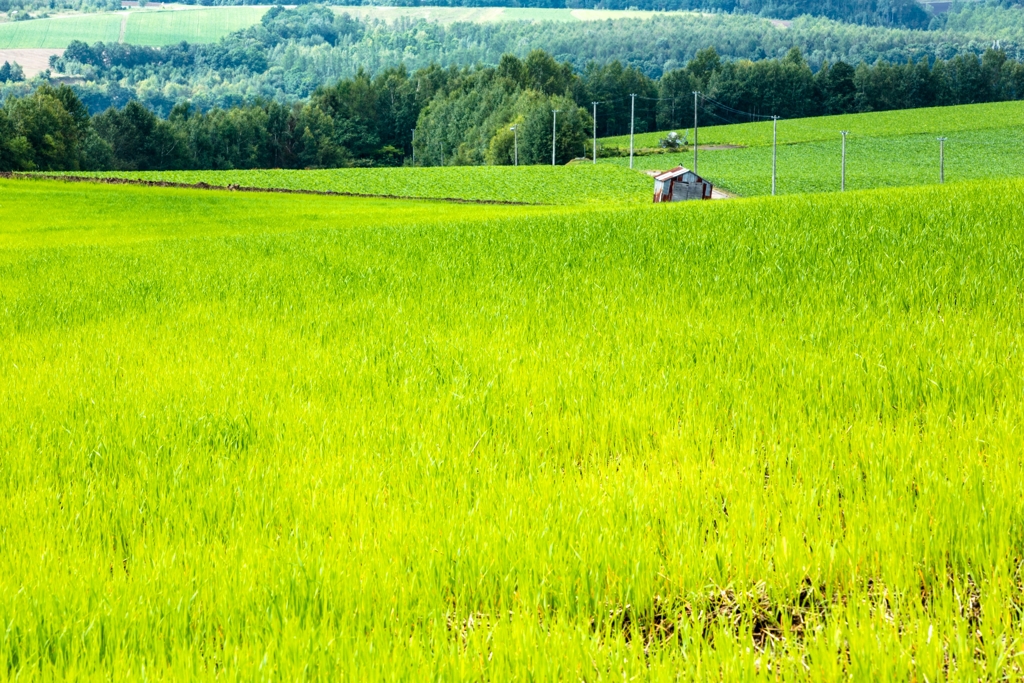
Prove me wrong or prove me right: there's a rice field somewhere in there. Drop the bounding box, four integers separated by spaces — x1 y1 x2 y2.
2 175 1024 679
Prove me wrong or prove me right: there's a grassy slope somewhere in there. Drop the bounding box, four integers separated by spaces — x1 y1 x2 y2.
2 176 1023 678
0 6 267 48
57 164 656 205
600 101 1024 196
601 100 1024 149
123 7 269 46
0 13 122 49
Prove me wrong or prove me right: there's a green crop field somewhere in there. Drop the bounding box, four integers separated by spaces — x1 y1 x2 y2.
0 6 268 49
601 100 1024 150
122 7 269 46
56 164 655 205
600 101 1024 196
0 13 122 49
2 174 1024 678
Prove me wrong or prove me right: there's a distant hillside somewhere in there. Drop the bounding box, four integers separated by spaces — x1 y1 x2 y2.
0 0 938 30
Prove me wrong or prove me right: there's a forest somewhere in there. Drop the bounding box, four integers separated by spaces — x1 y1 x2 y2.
4 3 1024 112
2 36 1024 172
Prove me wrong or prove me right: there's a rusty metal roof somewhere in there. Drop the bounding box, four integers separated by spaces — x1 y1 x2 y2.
653 166 702 182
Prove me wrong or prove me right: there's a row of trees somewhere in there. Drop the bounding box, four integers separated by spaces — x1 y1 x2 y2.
4 44 1024 172
0 62 26 83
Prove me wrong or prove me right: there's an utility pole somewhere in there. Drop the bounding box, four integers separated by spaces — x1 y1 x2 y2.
592 101 598 164
552 109 560 166
629 94 636 170
510 125 518 166
937 137 947 183
411 129 415 165
771 115 779 196
692 91 699 174
840 130 848 191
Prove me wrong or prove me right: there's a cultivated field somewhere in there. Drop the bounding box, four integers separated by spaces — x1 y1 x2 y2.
601 100 1024 196
0 12 121 49
55 165 655 205
2 175 1024 678
0 6 267 48
122 7 269 46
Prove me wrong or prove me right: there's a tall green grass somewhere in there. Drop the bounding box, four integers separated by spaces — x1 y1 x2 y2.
1 178 1023 679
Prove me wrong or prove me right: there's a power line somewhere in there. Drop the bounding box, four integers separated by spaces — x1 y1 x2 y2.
700 94 776 121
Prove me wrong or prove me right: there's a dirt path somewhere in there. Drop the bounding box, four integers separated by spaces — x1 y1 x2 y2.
118 15 127 43
0 172 539 206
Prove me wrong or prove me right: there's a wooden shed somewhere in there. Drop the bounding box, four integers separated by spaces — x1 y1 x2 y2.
653 167 713 202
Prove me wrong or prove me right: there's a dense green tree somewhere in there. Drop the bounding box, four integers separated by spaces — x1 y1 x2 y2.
815 61 857 114
515 94 591 165
657 68 698 131
92 100 188 170
0 108 33 171
4 85 90 170
0 61 26 83
583 61 657 137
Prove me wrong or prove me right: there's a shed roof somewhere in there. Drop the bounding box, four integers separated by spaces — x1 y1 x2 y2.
654 166 704 182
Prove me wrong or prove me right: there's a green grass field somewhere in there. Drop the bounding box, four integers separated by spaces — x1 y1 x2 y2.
600 101 1024 196
56 164 655 205
601 100 1024 150
0 6 268 49
122 7 269 46
2 175 1024 678
0 13 122 49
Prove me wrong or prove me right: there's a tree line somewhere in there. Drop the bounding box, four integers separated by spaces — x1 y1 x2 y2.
3 44 1024 172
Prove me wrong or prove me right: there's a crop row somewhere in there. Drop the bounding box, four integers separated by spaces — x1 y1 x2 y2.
57 164 655 205
601 100 1024 149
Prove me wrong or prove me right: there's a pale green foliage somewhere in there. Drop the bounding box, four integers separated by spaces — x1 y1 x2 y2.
1 177 1023 678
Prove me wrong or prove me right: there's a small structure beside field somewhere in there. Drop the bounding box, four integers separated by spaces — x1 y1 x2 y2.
653 167 713 202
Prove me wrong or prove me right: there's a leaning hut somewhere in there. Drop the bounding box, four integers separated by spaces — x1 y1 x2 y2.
653 167 713 202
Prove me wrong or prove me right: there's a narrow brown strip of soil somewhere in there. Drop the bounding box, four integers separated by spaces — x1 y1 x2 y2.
0 172 540 206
